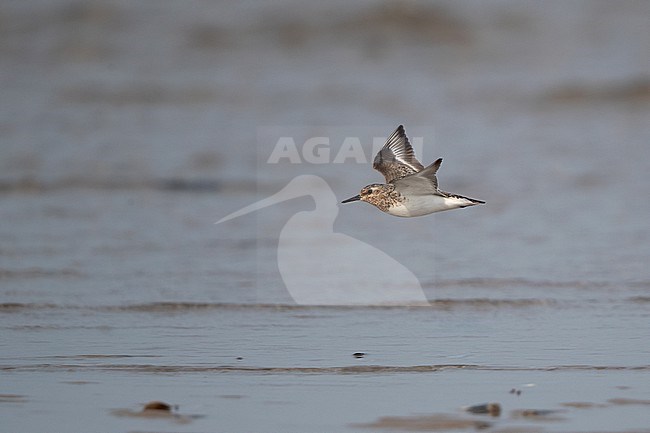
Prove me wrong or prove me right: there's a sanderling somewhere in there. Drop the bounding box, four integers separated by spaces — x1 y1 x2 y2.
342 125 484 217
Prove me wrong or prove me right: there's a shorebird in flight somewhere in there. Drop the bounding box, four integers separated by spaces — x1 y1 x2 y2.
342 125 484 217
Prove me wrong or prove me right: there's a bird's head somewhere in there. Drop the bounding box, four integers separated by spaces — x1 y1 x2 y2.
341 184 387 204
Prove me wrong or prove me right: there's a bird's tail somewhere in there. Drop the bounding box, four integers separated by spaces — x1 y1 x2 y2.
446 193 485 207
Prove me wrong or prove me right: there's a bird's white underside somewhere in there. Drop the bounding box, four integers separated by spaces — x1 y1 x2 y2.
386 194 476 217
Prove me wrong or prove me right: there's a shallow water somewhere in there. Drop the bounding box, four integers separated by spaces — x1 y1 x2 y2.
2 1 650 432
3 301 650 432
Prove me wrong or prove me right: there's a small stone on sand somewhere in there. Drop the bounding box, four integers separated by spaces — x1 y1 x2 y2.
465 402 501 417
143 401 172 412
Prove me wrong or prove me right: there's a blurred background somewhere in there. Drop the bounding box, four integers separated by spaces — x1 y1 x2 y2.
1 0 649 303
2 2 650 432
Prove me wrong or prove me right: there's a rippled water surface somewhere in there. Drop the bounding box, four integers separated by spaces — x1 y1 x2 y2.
2 1 650 432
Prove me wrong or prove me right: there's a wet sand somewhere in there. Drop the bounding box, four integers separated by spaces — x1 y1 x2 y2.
3 301 650 432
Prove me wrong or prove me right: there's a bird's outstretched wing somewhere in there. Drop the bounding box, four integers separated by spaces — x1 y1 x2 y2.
373 125 424 183
393 158 443 196
395 158 486 204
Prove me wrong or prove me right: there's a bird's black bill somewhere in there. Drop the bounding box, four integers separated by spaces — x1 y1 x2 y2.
341 195 361 204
